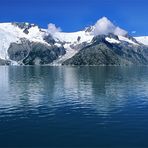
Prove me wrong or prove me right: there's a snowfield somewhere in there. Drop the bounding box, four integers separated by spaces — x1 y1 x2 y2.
135 36 148 45
105 37 120 44
53 31 94 43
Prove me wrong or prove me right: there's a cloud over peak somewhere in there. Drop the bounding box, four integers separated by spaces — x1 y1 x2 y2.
92 17 127 36
47 23 61 35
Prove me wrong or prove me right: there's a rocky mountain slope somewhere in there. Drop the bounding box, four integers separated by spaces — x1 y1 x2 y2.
63 34 148 65
0 17 148 65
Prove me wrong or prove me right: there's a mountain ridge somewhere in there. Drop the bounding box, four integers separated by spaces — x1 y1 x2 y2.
0 17 148 65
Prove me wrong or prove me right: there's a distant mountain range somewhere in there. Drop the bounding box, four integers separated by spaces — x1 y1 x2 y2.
0 17 148 65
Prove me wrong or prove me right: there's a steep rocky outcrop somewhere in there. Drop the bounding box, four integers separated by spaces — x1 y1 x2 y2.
63 35 148 65
8 38 66 65
0 59 10 65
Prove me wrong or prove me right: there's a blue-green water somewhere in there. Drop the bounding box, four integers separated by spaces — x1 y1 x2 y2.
0 66 148 147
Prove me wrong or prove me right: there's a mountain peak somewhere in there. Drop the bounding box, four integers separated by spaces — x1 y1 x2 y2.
91 17 127 36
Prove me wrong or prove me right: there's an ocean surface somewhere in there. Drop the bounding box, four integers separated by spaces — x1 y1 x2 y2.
0 66 148 147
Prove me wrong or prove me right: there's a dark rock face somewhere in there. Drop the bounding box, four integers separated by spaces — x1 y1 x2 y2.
92 35 109 45
23 43 66 65
108 33 119 40
125 34 140 44
43 34 55 45
0 59 10 65
63 35 148 65
63 43 126 65
70 42 89 51
8 38 66 65
85 26 94 33
8 38 31 62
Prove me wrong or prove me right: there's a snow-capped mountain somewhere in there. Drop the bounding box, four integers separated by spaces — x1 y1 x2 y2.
0 22 46 59
0 17 148 65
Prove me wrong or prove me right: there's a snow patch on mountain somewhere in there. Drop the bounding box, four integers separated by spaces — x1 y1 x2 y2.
53 31 94 43
26 26 44 42
134 36 148 45
51 44 78 66
105 37 120 44
118 36 138 45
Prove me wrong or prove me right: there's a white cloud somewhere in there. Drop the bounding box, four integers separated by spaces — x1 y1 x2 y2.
92 17 127 36
47 23 61 35
114 27 127 36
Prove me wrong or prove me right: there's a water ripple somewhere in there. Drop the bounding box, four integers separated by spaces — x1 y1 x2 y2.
0 66 148 147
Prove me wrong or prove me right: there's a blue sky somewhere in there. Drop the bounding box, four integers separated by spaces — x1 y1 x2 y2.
0 0 148 36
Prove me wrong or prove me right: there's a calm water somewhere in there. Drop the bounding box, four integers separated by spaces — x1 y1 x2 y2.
0 66 148 147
